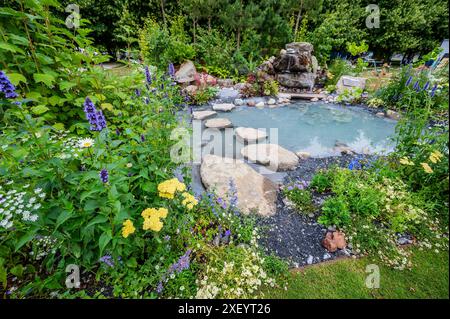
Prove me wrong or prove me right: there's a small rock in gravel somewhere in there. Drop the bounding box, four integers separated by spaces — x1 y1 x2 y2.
323 253 332 260
397 237 413 245
307 255 314 265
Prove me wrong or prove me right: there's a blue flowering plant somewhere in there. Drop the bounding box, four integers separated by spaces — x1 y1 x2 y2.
375 63 448 119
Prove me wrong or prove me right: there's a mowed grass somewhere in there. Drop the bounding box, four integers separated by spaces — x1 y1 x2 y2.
267 247 449 299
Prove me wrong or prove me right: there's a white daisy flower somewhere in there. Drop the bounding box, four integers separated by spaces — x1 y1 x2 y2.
79 138 95 149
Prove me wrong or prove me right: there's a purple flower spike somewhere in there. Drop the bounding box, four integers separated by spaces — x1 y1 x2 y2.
168 63 175 78
0 71 18 99
405 76 412 86
99 255 114 267
144 66 152 84
430 84 438 97
83 97 107 131
99 169 109 183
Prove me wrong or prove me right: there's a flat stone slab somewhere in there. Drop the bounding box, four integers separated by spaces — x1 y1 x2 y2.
336 76 366 94
289 93 327 100
192 110 217 120
204 118 233 129
241 143 299 171
235 127 268 143
200 155 277 217
212 103 236 112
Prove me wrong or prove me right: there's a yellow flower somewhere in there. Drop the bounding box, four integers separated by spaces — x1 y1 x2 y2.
157 178 186 199
141 207 168 232
181 192 198 210
421 162 433 174
429 150 443 163
399 157 414 166
126 162 133 168
122 219 135 238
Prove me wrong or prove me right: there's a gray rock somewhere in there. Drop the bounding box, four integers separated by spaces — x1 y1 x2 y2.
267 98 276 105
217 78 234 87
217 88 240 103
277 72 316 89
175 60 196 83
307 255 314 265
323 253 332 260
212 103 235 112
200 155 278 217
336 76 367 94
234 98 244 106
386 109 401 120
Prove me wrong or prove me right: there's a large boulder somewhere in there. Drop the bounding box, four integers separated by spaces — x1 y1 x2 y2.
273 52 312 73
200 155 278 217
286 42 314 53
336 76 367 94
175 60 197 84
235 127 268 143
276 72 316 89
241 143 299 171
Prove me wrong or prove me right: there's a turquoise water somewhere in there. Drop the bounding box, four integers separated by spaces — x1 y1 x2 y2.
221 103 397 158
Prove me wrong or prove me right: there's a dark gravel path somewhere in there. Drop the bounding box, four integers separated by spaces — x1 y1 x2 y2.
256 155 373 268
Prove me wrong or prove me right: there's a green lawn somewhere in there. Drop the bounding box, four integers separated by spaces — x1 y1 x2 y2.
268 248 449 299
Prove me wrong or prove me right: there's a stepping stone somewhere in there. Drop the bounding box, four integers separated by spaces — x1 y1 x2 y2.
192 110 217 120
241 143 299 171
200 155 277 217
204 118 233 129
212 103 235 112
235 127 268 143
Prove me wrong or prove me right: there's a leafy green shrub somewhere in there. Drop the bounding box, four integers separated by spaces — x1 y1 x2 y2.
195 28 235 78
0 1 110 128
315 161 448 269
138 16 195 68
187 87 218 105
318 196 351 227
310 171 333 193
375 65 448 117
282 181 314 214
325 59 352 86
240 71 278 98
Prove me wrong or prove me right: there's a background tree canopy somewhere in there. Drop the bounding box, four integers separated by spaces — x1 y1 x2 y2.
5 0 445 62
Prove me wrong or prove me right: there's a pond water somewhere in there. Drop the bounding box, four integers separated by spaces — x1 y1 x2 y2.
220 102 397 157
